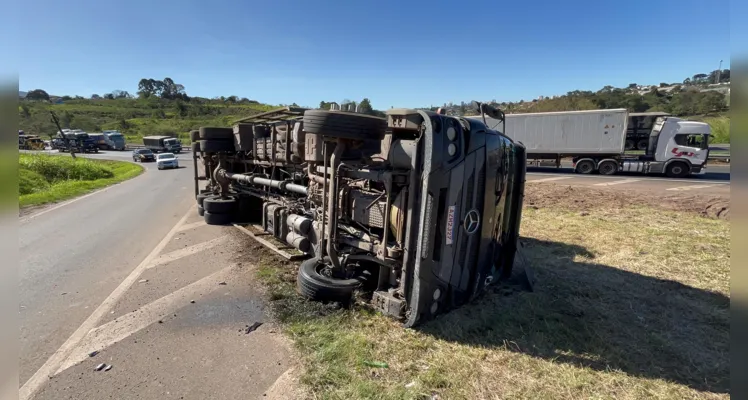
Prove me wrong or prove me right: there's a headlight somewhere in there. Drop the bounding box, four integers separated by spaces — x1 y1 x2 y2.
446 126 457 141
447 143 457 156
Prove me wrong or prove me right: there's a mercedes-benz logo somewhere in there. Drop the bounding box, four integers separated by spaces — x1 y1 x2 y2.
464 209 481 235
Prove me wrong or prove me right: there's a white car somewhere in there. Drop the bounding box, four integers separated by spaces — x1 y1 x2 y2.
156 153 179 170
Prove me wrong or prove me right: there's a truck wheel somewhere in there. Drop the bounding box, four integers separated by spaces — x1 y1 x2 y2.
199 127 234 140
203 196 238 214
303 110 387 140
637 139 648 150
191 142 201 153
204 211 233 225
574 160 595 174
200 140 235 153
666 162 689 178
625 140 635 150
196 192 213 207
296 258 361 303
597 160 618 175
190 130 200 142
197 205 205 217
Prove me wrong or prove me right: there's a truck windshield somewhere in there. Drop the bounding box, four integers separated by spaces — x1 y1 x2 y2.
674 134 708 150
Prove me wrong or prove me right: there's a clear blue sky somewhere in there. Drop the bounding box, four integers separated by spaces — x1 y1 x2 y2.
7 0 733 110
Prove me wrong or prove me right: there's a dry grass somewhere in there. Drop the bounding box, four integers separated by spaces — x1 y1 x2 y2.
253 204 730 399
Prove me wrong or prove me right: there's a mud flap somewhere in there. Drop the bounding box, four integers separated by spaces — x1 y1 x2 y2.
510 243 535 292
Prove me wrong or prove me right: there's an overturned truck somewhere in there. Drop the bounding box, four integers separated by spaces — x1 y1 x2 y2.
191 104 527 327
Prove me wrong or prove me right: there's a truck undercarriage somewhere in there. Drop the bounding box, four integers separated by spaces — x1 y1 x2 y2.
192 105 527 327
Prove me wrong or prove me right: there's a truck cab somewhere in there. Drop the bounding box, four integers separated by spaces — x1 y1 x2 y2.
640 117 710 177
192 105 527 327
103 130 127 150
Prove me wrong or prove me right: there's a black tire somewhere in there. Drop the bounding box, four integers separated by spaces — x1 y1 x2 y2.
190 130 200 142
598 160 618 176
200 140 235 153
191 142 201 153
204 211 233 225
297 258 361 303
303 110 386 140
637 139 649 150
575 159 595 174
199 127 234 140
625 140 635 150
196 192 213 207
203 196 238 214
197 205 205 217
665 162 689 178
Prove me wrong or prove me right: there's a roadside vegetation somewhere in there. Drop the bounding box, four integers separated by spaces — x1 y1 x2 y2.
20 70 730 146
702 115 730 144
19 154 143 207
252 188 729 400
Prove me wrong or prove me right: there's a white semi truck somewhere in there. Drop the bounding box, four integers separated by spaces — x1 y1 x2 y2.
471 109 711 178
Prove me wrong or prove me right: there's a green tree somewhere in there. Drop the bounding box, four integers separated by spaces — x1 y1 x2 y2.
26 89 50 101
138 79 156 98
173 101 188 117
698 91 726 113
358 98 373 115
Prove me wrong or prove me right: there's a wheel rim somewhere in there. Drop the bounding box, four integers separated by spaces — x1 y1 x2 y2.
600 162 615 175
672 165 683 175
577 161 593 173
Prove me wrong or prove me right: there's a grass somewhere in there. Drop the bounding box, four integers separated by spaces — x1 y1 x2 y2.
703 116 730 144
255 205 730 399
19 154 143 207
19 97 279 144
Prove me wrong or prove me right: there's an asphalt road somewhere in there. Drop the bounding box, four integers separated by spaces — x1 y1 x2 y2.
526 161 730 196
19 151 295 400
19 153 196 385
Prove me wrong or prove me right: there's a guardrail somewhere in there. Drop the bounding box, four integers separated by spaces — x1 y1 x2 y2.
709 155 730 163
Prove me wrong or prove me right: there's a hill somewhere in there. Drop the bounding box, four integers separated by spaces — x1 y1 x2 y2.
19 96 279 143
429 69 730 118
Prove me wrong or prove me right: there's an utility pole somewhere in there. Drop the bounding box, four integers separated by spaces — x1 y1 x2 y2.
715 60 723 84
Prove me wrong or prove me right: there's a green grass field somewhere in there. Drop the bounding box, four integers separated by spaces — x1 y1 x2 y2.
253 193 729 399
19 153 143 207
19 98 279 144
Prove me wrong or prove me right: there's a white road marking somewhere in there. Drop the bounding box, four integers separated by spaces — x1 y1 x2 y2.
177 220 207 232
56 266 234 373
146 235 229 269
19 206 194 400
592 178 642 186
527 176 573 183
666 184 717 191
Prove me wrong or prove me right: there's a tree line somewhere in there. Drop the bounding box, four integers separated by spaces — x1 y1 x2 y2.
437 70 730 117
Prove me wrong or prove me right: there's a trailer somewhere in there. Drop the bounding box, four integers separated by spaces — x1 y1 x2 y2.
143 135 182 153
470 109 711 178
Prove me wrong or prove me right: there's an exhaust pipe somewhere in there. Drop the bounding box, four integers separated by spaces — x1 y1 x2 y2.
326 139 346 270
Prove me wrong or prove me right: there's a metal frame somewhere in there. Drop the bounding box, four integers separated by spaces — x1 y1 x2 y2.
233 106 308 125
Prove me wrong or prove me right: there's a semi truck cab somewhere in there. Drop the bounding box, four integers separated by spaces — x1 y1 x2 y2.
637 117 710 177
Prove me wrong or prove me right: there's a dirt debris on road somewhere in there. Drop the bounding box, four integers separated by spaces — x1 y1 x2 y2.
525 183 730 220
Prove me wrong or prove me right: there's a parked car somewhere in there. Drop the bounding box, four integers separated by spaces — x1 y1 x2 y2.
132 149 155 162
156 153 179 170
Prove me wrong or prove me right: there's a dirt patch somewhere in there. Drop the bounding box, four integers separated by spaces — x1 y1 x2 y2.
525 184 730 220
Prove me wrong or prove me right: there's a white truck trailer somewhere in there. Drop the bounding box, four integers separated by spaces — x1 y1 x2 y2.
471 109 711 178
